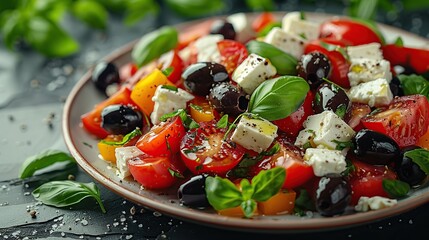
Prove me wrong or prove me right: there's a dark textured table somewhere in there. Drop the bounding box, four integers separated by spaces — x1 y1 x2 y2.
1 1 429 239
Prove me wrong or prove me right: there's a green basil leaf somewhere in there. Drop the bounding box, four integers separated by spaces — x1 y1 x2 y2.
123 0 159 26
246 40 297 75
159 109 199 130
132 26 178 67
23 16 79 57
245 0 274 11
94 0 127 12
394 36 404 46
404 148 429 174
247 75 309 121
347 0 378 20
382 179 410 198
1 10 23 49
397 74 429 100
100 128 142 146
19 150 76 179
216 114 229 129
72 0 108 29
34 0 69 22
257 22 281 37
293 188 316 215
240 178 254 201
251 167 285 202
241 199 257 218
165 0 225 18
32 181 106 213
168 168 184 178
161 67 174 78
205 176 243 210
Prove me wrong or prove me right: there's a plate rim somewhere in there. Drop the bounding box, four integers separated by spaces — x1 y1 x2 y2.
62 11 429 233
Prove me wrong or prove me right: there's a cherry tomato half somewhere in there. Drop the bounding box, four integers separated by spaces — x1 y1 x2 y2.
217 39 249 75
252 12 276 33
157 50 184 84
382 44 429 74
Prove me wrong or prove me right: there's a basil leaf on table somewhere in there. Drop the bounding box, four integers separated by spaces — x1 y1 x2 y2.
131 26 178 67
382 179 410 198
247 75 310 121
32 180 106 213
397 74 429 100
19 150 76 179
246 40 297 75
404 148 429 174
72 0 108 29
164 0 225 18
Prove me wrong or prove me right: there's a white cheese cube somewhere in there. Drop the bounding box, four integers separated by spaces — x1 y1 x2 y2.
263 27 306 59
281 11 302 32
193 34 224 63
304 148 347 176
348 78 393 107
150 85 194 124
347 58 392 86
231 114 278 153
354 196 398 212
347 43 383 61
115 146 144 179
226 12 255 43
231 53 277 94
282 19 320 41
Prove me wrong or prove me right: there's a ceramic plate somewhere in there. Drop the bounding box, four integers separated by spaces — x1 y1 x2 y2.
63 12 429 232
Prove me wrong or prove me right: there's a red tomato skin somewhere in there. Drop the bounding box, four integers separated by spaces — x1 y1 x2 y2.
273 91 314 139
128 154 176 189
217 40 249 75
157 50 184 84
252 12 275 32
361 95 429 148
382 44 429 74
320 19 383 46
119 63 138 83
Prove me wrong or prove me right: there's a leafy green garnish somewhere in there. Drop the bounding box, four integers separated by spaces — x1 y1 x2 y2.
293 189 316 216
332 140 354 151
382 179 410 198
32 180 106 213
244 0 274 11
397 74 429 101
404 148 429 174
100 128 142 146
168 168 184 178
159 108 199 129
164 0 225 18
161 67 175 78
19 150 76 179
394 36 404 46
257 22 281 37
161 84 178 92
72 0 108 29
216 114 229 129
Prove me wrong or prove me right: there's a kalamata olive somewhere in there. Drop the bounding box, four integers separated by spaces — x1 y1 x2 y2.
395 146 427 187
210 20 236 40
208 82 249 118
389 76 404 97
313 82 350 118
101 104 142 135
92 61 120 94
315 175 351 217
178 174 210 208
182 62 229 96
353 129 401 165
297 52 331 89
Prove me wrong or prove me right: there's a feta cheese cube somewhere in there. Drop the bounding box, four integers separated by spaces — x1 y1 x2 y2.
282 19 320 41
115 146 144 179
231 114 278 153
150 85 194 124
232 53 277 94
347 58 392 86
304 148 347 176
348 78 393 107
295 111 355 150
226 12 255 43
281 11 302 32
354 196 398 212
193 34 224 63
347 43 383 61
264 27 306 59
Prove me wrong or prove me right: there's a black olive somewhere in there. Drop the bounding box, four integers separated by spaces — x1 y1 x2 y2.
208 82 248 118
353 129 401 165
315 175 351 217
395 146 427 187
297 52 331 89
101 104 142 135
92 62 120 94
178 174 210 208
210 20 236 40
313 82 350 118
389 76 404 97
182 62 229 96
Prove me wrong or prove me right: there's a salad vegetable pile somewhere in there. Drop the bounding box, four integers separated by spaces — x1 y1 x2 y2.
80 11 429 218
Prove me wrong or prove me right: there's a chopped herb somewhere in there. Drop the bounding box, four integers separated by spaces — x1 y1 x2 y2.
161 84 178 92
159 109 199 129
216 114 229 129
100 128 142 146
335 104 347 119
168 168 184 178
190 103 203 111
332 139 354 151
382 179 410 198
161 67 174 77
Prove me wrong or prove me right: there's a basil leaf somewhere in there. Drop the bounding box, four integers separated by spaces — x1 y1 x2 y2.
205 176 243 210
240 178 254 201
132 26 178 67
1 11 23 49
32 181 106 213
23 16 79 57
72 0 108 30
394 36 404 46
165 0 225 18
247 76 309 121
161 67 174 78
347 0 378 20
294 189 316 215
397 74 429 100
404 148 429 174
251 167 285 202
168 168 184 178
382 179 410 198
245 0 275 11
241 199 257 218
100 128 142 146
19 150 76 179
159 109 199 130
257 22 281 37
216 114 229 128
123 0 159 26
246 40 297 75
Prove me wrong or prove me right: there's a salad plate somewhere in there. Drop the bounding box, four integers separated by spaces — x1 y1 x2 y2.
62 11 429 232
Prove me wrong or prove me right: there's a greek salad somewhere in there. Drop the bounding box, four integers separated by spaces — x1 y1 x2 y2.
80 11 429 218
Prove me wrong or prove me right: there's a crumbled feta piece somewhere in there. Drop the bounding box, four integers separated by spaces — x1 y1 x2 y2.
231 114 278 153
281 11 302 32
226 12 255 43
115 146 144 179
354 196 398 212
232 53 277 94
193 34 224 63
150 85 194 124
304 148 347 176
295 111 355 150
347 58 392 86
347 43 383 61
348 78 393 107
282 19 320 41
263 27 306 59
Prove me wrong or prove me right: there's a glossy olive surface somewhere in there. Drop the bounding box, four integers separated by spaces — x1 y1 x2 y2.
92 61 120 94
395 146 427 187
101 104 143 135
389 76 404 97
297 52 331 89
313 82 350 118
210 20 236 40
182 62 229 96
208 82 249 118
315 175 351 217
178 174 210 208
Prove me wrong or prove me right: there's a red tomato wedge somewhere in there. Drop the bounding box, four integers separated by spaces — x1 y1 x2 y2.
382 44 429 74
252 12 276 32
217 39 249 75
157 50 184 84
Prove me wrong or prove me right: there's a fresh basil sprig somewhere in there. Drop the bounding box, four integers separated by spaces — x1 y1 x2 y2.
216 114 229 128
159 108 199 129
19 150 76 179
32 180 106 213
382 179 410 198
404 148 429 174
247 76 310 121
397 74 429 100
205 167 285 218
246 40 297 75
131 26 178 67
100 128 142 146
164 0 225 18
